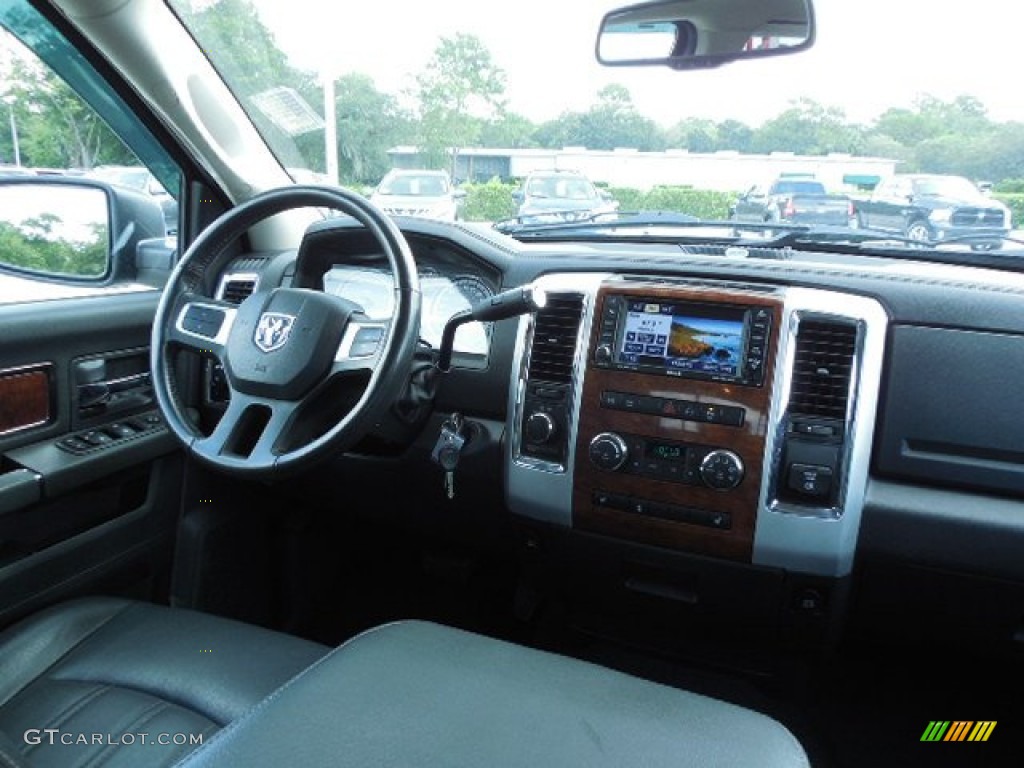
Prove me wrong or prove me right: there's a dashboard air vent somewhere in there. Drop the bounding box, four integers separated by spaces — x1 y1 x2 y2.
219 276 257 305
789 320 858 419
527 293 584 384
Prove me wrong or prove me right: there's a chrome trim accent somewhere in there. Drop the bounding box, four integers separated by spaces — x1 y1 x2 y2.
0 362 54 437
335 322 388 361
589 432 628 472
215 272 260 302
699 448 744 490
174 303 238 347
752 287 888 577
506 273 610 527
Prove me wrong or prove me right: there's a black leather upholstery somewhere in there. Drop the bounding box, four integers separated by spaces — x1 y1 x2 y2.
180 620 810 768
0 598 327 767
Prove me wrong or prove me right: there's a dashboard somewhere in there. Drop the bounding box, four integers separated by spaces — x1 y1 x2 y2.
211 216 1024 658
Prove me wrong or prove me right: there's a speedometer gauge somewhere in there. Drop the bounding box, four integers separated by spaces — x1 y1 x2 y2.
424 275 494 358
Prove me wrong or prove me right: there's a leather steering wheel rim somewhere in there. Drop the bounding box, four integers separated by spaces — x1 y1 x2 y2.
151 185 421 478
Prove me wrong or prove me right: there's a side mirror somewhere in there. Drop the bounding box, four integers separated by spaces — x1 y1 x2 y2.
596 0 815 70
453 188 468 200
512 190 525 204
0 177 166 282
598 189 615 202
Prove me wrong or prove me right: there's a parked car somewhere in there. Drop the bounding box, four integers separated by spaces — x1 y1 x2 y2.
87 165 179 235
369 169 465 221
3 1 1024 767
731 177 854 227
854 173 1011 249
513 169 618 223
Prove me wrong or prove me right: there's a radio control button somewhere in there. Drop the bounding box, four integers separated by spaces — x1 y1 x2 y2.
699 450 745 490
594 344 613 365
525 412 557 444
589 432 629 471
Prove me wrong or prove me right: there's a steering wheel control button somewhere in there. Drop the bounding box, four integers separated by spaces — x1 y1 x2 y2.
787 463 834 498
699 449 745 490
588 432 629 471
181 305 225 339
348 326 385 358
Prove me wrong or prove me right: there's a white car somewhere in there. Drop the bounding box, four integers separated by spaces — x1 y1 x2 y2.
370 170 465 221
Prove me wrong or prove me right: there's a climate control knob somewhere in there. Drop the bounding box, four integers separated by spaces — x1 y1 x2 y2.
525 412 556 444
699 449 745 490
589 432 629 471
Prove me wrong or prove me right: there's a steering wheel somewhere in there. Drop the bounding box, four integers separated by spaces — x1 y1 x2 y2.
151 186 421 478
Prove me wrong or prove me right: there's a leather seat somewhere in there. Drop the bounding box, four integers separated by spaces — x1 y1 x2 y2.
0 600 809 767
0 597 327 767
180 620 811 768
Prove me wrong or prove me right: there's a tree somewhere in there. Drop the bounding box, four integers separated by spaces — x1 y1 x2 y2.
668 118 719 153
752 98 865 155
413 33 507 171
478 111 538 149
535 85 665 151
332 73 413 184
0 48 136 169
177 0 322 171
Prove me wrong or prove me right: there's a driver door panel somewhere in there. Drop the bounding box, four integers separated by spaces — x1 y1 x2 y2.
0 292 182 625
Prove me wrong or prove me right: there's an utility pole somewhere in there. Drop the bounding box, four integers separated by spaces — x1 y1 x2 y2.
7 104 20 166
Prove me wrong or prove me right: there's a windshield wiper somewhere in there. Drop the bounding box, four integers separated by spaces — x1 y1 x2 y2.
494 211 805 238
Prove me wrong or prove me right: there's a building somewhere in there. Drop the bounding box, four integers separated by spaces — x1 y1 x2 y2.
387 146 896 192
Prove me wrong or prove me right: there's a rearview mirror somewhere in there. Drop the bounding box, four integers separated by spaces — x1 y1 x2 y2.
596 0 815 70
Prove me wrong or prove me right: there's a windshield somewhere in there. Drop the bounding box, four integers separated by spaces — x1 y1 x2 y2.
166 0 1023 261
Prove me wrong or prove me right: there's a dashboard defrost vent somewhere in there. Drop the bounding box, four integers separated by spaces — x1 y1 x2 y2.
527 293 584 384
220 277 257 305
789 320 858 419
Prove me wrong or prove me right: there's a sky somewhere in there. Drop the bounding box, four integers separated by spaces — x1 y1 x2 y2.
245 0 1023 129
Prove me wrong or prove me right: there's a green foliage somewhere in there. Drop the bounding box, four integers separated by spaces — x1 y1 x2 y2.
0 33 135 169
609 187 735 220
413 33 507 172
461 178 517 222
992 193 1024 228
333 73 414 184
536 84 665 152
0 220 106 277
994 179 1024 194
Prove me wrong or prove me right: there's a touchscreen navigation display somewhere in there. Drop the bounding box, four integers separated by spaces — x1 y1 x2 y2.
616 300 747 380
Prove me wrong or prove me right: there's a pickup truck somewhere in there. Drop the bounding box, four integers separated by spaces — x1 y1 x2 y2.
731 178 853 226
854 173 1011 249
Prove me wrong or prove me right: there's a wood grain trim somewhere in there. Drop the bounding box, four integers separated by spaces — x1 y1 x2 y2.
0 365 52 436
573 281 783 562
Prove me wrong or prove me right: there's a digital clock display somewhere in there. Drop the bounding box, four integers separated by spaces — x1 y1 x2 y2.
648 442 685 462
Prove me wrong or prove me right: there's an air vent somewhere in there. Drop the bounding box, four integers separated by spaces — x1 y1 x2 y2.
219 276 257 305
527 293 584 384
789 320 858 419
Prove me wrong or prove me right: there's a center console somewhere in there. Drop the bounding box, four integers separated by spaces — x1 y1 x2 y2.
507 273 888 580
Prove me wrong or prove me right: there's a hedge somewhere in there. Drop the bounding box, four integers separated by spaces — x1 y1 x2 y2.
458 181 738 224
992 193 1024 229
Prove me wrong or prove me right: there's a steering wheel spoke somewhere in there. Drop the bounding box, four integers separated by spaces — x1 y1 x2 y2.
194 392 301 467
331 320 389 376
167 295 237 360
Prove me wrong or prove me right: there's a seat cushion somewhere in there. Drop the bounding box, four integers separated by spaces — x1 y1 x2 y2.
0 597 327 768
179 620 810 768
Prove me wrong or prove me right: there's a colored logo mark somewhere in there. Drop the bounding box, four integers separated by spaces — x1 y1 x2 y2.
920 721 996 742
